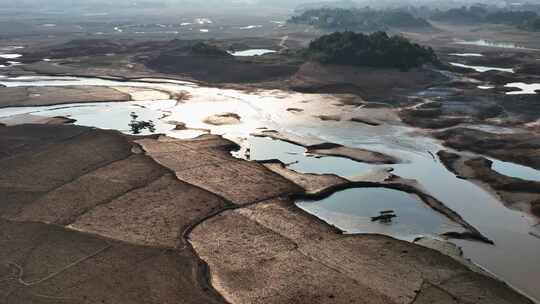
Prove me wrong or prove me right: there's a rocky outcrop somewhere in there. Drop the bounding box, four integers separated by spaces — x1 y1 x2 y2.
203 112 241 125
307 142 399 164
438 150 540 217
435 128 540 170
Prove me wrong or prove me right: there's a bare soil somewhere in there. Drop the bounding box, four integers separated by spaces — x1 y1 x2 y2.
1 123 532 303
0 86 130 108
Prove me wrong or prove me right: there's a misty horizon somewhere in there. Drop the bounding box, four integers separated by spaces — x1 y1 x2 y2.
3 0 540 12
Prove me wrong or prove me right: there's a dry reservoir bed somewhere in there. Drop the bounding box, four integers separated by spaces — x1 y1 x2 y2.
0 123 535 304
0 74 539 302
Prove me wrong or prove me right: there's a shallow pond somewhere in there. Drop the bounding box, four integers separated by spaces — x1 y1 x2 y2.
0 53 22 59
238 25 263 30
450 62 514 73
297 188 462 241
505 82 540 95
245 136 375 177
490 158 540 182
0 100 177 135
230 49 276 56
450 53 484 57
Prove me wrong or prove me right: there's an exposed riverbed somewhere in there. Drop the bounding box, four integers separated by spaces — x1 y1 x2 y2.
0 74 539 302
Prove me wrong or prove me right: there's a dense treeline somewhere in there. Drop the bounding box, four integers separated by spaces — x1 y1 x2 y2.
484 11 538 25
289 8 431 31
306 31 437 70
431 5 540 31
486 11 540 31
431 5 488 23
521 17 540 31
290 4 540 32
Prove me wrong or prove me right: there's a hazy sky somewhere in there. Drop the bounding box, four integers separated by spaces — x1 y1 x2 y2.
5 0 538 6
3 0 540 11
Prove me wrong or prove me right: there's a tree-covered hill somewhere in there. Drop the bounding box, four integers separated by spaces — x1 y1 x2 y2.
305 31 438 70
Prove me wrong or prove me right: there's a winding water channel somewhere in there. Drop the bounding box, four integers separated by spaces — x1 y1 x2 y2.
1 75 539 302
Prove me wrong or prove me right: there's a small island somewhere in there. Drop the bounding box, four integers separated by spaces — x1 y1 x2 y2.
305 31 438 70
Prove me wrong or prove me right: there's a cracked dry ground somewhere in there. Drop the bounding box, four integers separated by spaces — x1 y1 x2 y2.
0 124 533 304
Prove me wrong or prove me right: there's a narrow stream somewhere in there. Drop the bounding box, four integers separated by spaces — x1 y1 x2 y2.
0 75 539 302
450 62 514 73
490 158 540 182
